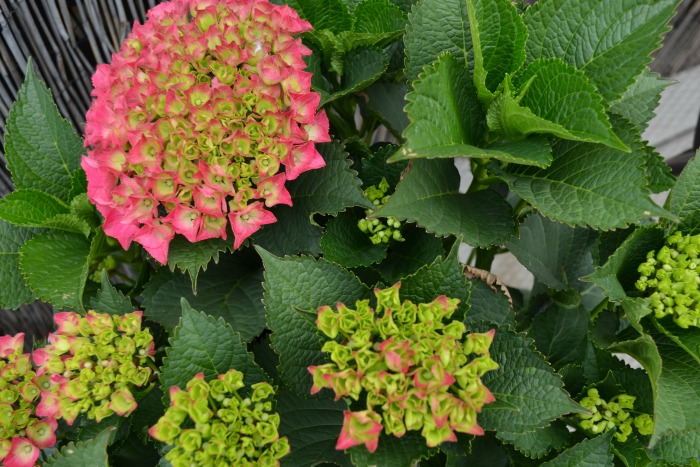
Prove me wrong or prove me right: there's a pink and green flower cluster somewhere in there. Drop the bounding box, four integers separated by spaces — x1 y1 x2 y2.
0 334 56 467
577 388 654 442
83 0 330 264
149 370 289 466
357 177 404 245
636 230 700 328
308 283 499 453
32 311 156 425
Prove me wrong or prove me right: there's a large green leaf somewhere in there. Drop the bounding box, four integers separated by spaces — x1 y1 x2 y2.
376 159 515 247
142 249 265 342
642 143 675 194
464 276 515 328
653 317 700 364
277 384 351 466
401 53 484 156
494 121 668 229
530 304 590 369
259 248 371 395
666 150 700 235
295 0 352 33
362 82 411 139
524 0 679 101
584 226 665 302
320 46 389 105
649 428 700 465
497 421 570 459
160 299 265 395
404 0 472 82
488 60 626 151
477 325 585 433
0 189 68 225
540 431 614 467
320 210 388 268
610 335 700 446
375 224 444 284
467 0 527 101
4 60 84 201
89 270 133 315
165 235 230 290
45 428 112 467
19 231 91 310
507 213 597 291
352 0 406 34
0 220 37 309
253 141 370 256
610 69 672 133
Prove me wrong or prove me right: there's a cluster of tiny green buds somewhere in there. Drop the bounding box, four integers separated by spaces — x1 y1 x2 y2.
149 370 289 466
32 311 156 425
636 231 700 328
577 388 654 442
0 333 57 467
308 282 498 453
357 178 404 245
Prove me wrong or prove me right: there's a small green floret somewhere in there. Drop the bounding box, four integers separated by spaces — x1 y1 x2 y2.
636 231 700 328
358 178 405 244
577 388 653 442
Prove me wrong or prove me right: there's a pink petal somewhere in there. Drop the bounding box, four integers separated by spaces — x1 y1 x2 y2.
229 202 277 249
3 438 39 467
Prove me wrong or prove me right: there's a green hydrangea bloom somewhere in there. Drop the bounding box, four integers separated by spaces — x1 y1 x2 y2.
357 177 405 244
577 388 654 442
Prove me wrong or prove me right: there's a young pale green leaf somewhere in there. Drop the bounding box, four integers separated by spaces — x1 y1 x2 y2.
494 120 669 230
259 248 371 396
490 59 627 151
467 0 527 103
464 276 516 328
350 432 436 466
160 299 266 396
376 159 515 247
362 82 410 139
610 335 700 446
530 304 590 369
401 53 484 157
652 317 700 364
583 226 665 302
610 70 672 133
89 270 133 315
666 150 700 235
507 213 598 291
477 325 585 434
0 189 69 226
276 384 352 467
352 0 406 34
404 0 472 82
45 428 112 467
524 0 679 101
0 220 37 309
4 60 84 201
320 210 388 268
165 235 230 289
19 230 91 310
648 428 700 465
497 421 570 459
142 250 265 342
253 141 370 257
376 224 444 284
540 431 614 467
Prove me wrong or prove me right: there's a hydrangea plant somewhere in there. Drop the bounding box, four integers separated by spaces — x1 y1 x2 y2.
0 0 699 465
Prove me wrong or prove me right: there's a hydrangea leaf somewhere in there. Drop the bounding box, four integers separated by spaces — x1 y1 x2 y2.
320 210 388 268
375 224 444 284
360 143 407 188
295 0 352 33
610 69 672 133
362 82 410 139
321 46 388 105
464 276 516 328
666 150 700 235
350 431 436 466
497 421 570 459
540 431 614 467
276 384 352 467
160 298 266 397
584 226 665 302
45 428 112 467
476 324 585 433
641 142 675 194
4 60 84 202
352 0 406 34
68 167 88 200
400 53 484 157
254 141 370 257
89 270 134 316
258 247 371 396
166 235 230 290
0 189 69 226
0 220 37 309
493 119 669 229
649 428 700 465
652 317 700 364
530 304 590 369
41 214 92 237
19 230 91 310
404 0 472 82
610 334 700 446
507 213 598 291
142 249 265 342
488 60 627 151
375 159 515 247
69 193 100 229
466 0 527 102
524 0 680 102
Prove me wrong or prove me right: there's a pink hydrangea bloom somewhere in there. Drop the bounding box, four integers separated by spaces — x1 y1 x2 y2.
83 0 330 263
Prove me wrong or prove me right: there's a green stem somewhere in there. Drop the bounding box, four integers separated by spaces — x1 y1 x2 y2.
468 158 500 192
